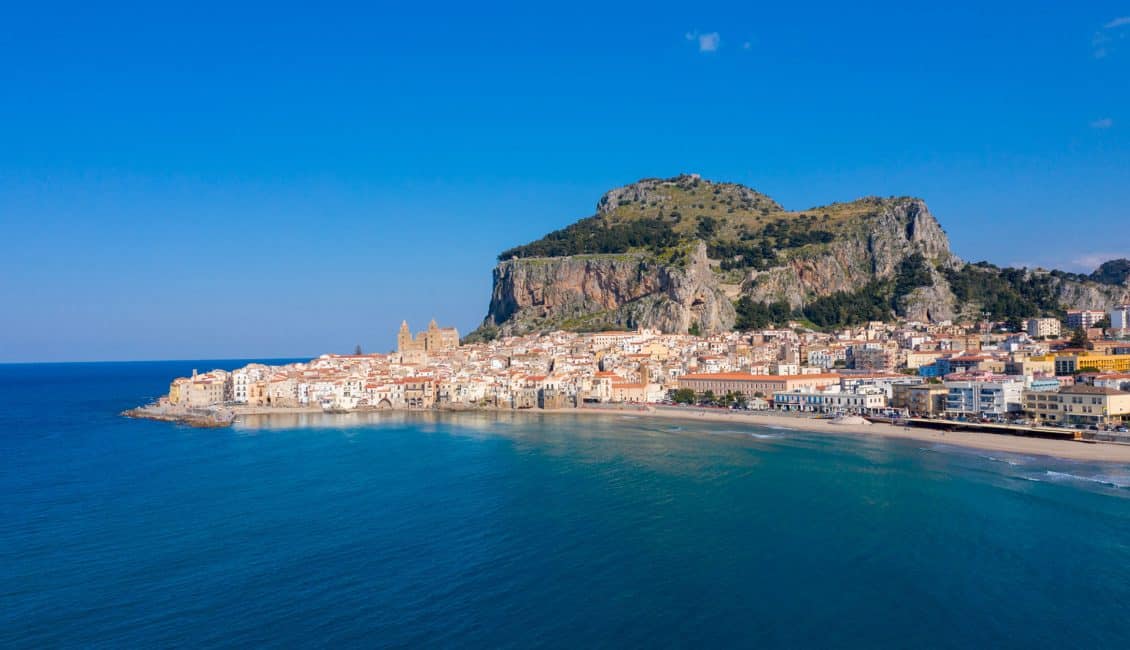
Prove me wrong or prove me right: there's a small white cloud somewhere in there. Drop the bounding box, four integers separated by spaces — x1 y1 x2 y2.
742 41 752 50
1094 17 1130 57
697 32 720 52
685 30 721 52
1091 117 1114 129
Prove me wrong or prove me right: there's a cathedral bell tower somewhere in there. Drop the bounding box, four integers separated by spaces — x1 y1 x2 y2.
397 321 412 354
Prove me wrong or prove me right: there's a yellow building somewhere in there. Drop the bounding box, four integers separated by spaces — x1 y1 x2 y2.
1004 355 1055 376
400 377 436 409
1023 385 1130 426
168 378 187 405
906 351 944 370
891 383 948 417
1054 354 1130 375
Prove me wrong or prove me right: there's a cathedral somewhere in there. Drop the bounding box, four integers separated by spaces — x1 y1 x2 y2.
397 319 460 358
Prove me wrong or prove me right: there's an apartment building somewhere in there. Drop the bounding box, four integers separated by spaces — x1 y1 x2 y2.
1023 385 1130 426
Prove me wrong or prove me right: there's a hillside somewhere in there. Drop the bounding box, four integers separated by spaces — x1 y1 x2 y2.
469 175 1130 339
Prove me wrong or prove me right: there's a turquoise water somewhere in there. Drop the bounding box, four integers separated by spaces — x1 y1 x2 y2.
3 361 1130 648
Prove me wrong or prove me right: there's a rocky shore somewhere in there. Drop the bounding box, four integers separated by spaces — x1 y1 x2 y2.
122 404 235 428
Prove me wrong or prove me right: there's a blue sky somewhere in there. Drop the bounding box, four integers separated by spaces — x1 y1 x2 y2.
2 1 1128 362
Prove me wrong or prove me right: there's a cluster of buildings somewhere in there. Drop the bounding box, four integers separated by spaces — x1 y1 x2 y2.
164 305 1130 429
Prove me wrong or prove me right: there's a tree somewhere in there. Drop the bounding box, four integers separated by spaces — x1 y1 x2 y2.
696 215 718 239
1095 316 1112 330
701 390 717 405
354 344 363 355
734 297 792 330
669 388 696 404
1069 327 1088 348
688 321 702 336
718 391 736 408
1091 259 1130 285
498 215 680 260
733 392 749 409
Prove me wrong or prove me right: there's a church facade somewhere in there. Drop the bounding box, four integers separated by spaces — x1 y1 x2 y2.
397 319 460 357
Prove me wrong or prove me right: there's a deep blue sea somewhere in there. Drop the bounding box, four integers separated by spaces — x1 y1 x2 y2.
3 360 1130 648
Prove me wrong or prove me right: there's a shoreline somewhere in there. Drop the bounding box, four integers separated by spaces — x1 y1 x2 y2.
127 402 1130 463
539 406 1130 463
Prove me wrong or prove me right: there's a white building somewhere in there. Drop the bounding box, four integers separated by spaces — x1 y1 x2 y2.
1110 305 1130 335
231 369 250 404
230 365 267 404
1066 309 1105 330
1025 318 1061 339
772 386 887 414
943 378 1025 418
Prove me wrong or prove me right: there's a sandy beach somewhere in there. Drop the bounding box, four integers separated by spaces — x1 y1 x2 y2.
539 405 1130 463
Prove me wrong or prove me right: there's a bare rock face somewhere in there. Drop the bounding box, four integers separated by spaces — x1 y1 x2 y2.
485 254 663 329
471 176 1128 338
901 278 959 323
483 242 735 336
1050 274 1130 310
743 198 961 313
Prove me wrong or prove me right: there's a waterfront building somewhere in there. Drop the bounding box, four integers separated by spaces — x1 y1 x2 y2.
901 384 948 417
678 372 840 399
943 378 1024 418
231 371 247 404
772 386 887 414
610 382 648 403
1023 385 1130 426
401 377 436 409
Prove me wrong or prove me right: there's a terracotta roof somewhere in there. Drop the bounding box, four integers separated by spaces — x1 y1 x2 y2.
680 372 840 381
1061 385 1130 396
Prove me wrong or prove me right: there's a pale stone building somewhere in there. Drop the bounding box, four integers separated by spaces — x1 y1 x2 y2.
397 319 460 358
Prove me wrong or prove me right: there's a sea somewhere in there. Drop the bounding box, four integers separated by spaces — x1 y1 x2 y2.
3 360 1130 648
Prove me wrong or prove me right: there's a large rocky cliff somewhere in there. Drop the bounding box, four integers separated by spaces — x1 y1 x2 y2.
741 198 962 321
483 242 735 336
469 175 1128 338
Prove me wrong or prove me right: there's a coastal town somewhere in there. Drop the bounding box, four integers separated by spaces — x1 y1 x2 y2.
136 307 1130 442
